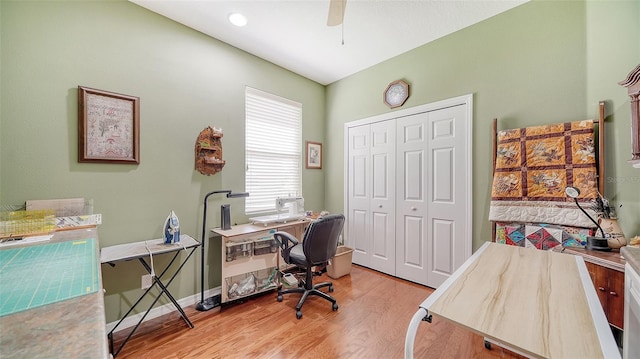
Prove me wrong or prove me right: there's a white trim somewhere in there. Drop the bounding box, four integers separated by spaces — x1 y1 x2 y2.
106 286 222 333
344 94 473 129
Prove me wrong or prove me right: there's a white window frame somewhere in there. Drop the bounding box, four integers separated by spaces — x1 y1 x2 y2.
245 87 302 215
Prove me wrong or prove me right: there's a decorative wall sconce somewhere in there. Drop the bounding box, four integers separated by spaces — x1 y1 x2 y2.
195 126 226 175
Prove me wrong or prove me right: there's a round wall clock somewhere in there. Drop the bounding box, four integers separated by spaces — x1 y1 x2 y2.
383 80 410 108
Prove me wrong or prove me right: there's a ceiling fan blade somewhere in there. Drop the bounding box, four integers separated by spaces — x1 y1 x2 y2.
327 0 346 26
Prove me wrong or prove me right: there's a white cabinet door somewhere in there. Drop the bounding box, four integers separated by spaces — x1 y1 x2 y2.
369 120 396 276
347 125 371 267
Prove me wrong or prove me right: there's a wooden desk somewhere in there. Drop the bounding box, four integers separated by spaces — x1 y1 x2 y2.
0 228 108 359
405 242 620 359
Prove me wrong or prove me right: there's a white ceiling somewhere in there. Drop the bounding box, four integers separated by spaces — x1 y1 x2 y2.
130 0 528 85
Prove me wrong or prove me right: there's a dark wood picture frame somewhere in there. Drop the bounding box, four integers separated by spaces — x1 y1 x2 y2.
305 141 322 169
78 86 140 164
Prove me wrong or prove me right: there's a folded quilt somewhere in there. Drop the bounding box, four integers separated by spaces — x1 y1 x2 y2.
489 120 599 228
495 222 593 250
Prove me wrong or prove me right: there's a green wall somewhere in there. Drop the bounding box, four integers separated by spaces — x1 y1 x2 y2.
1 0 639 324
325 0 640 251
0 0 325 322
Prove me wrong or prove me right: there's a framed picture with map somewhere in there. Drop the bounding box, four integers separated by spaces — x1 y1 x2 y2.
78 86 140 164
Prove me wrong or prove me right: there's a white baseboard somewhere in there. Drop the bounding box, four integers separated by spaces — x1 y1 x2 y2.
106 286 222 334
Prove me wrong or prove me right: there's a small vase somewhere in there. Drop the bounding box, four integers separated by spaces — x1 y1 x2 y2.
599 218 627 249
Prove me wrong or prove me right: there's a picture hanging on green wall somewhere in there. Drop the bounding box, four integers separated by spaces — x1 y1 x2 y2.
77 86 140 164
306 141 322 169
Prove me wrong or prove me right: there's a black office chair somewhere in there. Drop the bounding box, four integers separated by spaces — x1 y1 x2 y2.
273 213 345 319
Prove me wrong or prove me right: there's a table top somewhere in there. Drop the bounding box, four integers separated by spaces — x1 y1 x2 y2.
100 234 199 263
0 237 99 316
555 245 626 272
211 219 308 238
0 228 108 359
422 242 619 359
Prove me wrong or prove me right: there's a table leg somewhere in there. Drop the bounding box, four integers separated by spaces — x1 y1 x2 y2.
107 247 198 357
138 250 197 328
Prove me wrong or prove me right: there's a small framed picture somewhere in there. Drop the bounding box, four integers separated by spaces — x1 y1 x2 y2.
78 86 140 164
306 141 322 169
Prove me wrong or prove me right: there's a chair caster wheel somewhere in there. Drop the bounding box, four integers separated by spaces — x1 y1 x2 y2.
329 285 334 292
277 295 283 302
332 303 339 311
296 311 302 319
484 340 491 350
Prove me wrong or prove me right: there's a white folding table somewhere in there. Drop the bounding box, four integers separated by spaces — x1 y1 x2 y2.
405 242 620 359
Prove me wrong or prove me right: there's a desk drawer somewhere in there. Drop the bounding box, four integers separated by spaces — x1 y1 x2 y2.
224 230 272 262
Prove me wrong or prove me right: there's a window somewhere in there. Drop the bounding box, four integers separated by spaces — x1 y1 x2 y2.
245 87 302 214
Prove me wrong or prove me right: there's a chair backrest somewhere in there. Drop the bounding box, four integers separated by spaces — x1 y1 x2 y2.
302 214 345 265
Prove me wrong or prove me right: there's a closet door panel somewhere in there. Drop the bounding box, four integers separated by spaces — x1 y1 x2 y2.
369 120 396 275
431 219 454 277
347 125 371 267
402 215 424 266
351 208 369 261
427 105 468 287
371 212 391 258
404 151 424 200
432 148 453 202
396 113 429 285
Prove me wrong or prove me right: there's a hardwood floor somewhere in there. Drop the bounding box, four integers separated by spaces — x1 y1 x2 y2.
112 265 523 358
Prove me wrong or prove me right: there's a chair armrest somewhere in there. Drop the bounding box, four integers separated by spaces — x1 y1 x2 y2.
273 231 299 264
273 231 299 250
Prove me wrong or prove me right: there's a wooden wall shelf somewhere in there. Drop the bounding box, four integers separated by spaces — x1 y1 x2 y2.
195 126 226 176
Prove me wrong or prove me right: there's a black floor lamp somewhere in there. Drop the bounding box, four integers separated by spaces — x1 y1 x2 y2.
195 189 249 311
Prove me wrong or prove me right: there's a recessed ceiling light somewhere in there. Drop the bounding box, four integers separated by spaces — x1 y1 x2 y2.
228 13 247 27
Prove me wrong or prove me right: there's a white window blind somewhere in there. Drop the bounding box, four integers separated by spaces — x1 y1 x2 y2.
245 87 302 214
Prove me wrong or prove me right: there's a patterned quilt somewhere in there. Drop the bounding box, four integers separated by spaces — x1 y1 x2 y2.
489 120 599 228
495 222 594 250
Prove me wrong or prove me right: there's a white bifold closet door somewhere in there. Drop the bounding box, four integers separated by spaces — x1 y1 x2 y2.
395 105 468 288
347 120 396 276
346 96 471 289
